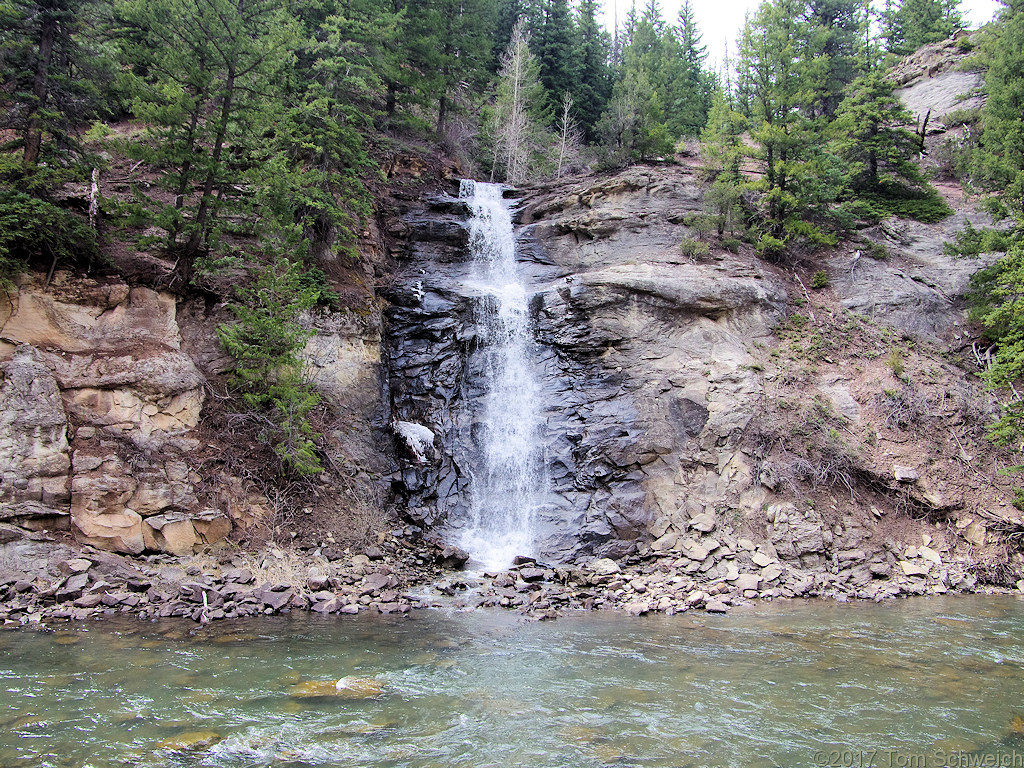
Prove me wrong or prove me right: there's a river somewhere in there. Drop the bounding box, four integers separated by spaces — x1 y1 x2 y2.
2 596 1023 767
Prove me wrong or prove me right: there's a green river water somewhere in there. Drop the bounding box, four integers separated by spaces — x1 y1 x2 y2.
1 595 1023 768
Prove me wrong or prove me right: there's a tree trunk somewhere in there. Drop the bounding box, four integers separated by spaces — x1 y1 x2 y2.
868 123 879 188
178 64 236 288
437 92 448 134
23 6 57 167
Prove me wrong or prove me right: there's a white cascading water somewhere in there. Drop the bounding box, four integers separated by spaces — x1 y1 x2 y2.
458 179 545 570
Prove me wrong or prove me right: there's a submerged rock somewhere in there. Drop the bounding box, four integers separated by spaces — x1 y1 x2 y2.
156 730 222 752
288 678 385 700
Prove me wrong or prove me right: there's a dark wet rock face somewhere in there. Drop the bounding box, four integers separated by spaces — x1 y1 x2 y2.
385 169 788 563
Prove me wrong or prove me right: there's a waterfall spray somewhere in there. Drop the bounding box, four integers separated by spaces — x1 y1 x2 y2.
457 180 546 570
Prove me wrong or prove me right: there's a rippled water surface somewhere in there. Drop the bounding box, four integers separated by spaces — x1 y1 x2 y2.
2 596 1023 768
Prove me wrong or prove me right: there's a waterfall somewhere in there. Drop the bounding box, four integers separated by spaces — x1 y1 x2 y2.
457 179 546 570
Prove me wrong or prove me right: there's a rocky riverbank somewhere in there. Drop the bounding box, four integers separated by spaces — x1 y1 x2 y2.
0 522 469 627
3 510 1019 629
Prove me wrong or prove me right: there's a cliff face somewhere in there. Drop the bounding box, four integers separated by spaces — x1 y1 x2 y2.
1 154 1021 595
0 269 389 557
384 169 784 562
383 165 1022 595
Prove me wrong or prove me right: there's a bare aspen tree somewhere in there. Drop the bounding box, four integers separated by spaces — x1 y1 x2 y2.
556 91 583 178
491 19 539 185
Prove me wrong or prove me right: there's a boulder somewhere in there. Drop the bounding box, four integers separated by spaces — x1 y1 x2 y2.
899 561 930 577
588 558 621 575
688 513 716 533
751 551 774 568
438 545 470 569
191 509 231 544
142 514 197 556
733 573 761 592
894 465 920 483
72 505 143 554
705 599 729 613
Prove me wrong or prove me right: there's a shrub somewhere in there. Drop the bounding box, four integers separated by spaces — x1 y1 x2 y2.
788 313 809 329
857 184 953 223
866 241 890 261
756 234 787 261
811 270 829 289
722 238 742 253
944 220 1014 257
218 258 324 476
873 385 929 429
886 347 906 378
0 188 99 285
680 237 711 258
835 198 883 226
689 213 717 238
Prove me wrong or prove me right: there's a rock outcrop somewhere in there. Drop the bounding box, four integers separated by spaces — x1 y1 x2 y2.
0 346 72 528
0 274 214 553
0 270 387 557
386 168 786 561
384 163 1022 590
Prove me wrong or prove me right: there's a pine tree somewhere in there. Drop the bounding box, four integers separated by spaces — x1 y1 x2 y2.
829 69 925 193
490 19 546 183
882 0 963 55
405 0 496 133
0 0 115 171
737 0 832 251
700 88 748 235
218 258 324 476
597 0 673 165
806 0 866 117
571 0 612 142
493 0 527 71
597 66 674 166
975 0 1024 203
959 1 1024 508
121 0 301 288
536 0 577 113
663 0 714 137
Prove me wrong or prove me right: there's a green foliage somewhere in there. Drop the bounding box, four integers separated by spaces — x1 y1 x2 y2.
403 0 496 132
736 0 848 246
0 187 100 283
679 236 711 258
811 270 829 289
849 183 953 223
595 0 716 163
662 0 716 137
756 234 788 261
867 241 890 261
829 70 926 194
970 2 1024 202
688 213 717 238
0 0 117 169
487 20 553 183
944 220 1015 257
699 88 749 236
218 259 324 476
881 0 964 55
886 347 906 378
120 0 303 285
571 0 612 142
535 0 575 112
787 312 809 329
597 67 675 167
